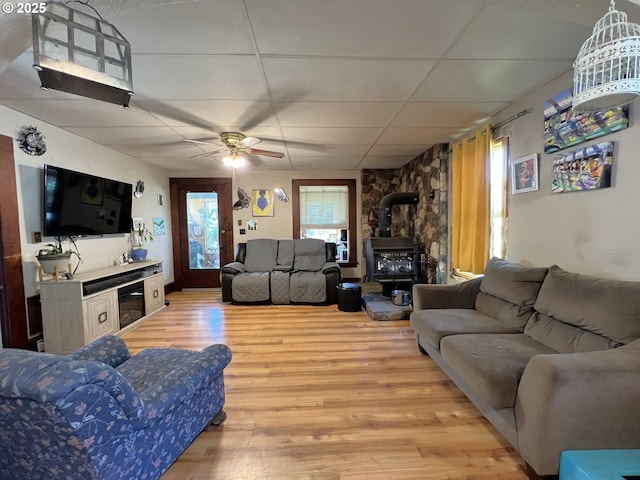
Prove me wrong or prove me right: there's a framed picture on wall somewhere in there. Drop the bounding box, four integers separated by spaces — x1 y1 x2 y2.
551 141 614 193
543 89 629 154
252 189 274 217
511 154 539 194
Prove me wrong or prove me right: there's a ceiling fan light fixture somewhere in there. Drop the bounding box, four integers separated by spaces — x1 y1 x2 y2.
572 0 640 113
223 154 246 168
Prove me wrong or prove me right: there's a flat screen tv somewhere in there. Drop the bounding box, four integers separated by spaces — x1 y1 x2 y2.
43 164 133 237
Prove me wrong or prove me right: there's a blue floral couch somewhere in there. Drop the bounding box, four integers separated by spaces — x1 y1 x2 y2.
0 335 232 480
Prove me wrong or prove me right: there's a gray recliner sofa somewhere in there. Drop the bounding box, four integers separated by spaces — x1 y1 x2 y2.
410 257 640 478
221 238 341 304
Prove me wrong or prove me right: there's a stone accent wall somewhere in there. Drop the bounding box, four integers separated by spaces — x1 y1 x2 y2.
361 143 448 284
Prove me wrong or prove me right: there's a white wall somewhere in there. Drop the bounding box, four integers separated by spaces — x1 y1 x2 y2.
492 72 640 280
0 105 174 301
168 168 363 279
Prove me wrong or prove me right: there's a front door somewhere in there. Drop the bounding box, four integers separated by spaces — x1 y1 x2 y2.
170 178 233 289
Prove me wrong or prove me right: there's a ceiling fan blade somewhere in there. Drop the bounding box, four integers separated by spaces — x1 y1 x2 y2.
190 148 226 159
249 148 285 158
183 138 219 146
134 100 221 132
259 136 327 152
239 89 306 131
239 136 261 148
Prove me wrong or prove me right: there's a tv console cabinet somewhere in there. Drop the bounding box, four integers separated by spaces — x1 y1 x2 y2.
40 260 165 354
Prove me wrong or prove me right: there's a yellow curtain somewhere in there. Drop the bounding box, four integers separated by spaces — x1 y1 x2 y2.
451 125 491 274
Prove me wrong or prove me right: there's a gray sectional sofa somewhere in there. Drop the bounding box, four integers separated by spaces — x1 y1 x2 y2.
410 257 640 478
221 238 341 304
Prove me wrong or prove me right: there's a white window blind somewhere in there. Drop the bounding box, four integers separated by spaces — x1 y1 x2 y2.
299 186 348 229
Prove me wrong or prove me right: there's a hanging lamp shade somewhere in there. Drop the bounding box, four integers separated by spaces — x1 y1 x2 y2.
573 0 640 113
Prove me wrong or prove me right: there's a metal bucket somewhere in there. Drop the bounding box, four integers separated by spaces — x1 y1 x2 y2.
391 289 411 306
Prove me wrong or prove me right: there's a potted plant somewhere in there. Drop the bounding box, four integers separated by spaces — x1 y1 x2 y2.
37 236 82 275
131 223 153 261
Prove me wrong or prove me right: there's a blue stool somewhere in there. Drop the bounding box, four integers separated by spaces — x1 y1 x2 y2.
560 450 640 479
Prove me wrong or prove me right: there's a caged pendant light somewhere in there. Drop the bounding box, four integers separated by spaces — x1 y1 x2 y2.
573 0 640 113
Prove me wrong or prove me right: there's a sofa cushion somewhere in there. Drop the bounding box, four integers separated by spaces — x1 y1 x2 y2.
524 312 621 353
476 257 548 329
410 308 521 351
244 239 278 273
232 272 271 302
293 239 326 272
290 271 326 303
528 265 640 352
277 240 295 270
440 333 556 409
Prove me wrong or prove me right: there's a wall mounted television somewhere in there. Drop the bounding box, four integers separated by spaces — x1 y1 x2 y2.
43 164 133 237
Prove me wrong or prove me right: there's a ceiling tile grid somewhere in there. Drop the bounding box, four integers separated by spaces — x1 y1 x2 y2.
0 0 624 170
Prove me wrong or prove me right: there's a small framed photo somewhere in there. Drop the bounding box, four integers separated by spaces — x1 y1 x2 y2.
511 154 539 194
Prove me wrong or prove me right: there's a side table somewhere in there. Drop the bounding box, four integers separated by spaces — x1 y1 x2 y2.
560 450 640 480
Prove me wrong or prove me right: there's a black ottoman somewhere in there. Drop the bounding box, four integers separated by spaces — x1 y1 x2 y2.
337 283 362 312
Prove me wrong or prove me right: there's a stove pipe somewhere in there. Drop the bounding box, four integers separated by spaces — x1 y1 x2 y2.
378 192 419 237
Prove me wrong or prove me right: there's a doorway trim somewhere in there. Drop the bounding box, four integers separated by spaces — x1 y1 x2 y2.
170 177 233 290
0 134 29 348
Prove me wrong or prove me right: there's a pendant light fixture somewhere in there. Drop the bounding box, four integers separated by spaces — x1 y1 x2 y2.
573 0 640 113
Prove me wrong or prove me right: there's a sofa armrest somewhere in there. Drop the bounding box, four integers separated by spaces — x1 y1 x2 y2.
140 344 232 421
322 262 340 274
412 277 481 311
68 335 131 368
516 341 640 476
222 261 246 274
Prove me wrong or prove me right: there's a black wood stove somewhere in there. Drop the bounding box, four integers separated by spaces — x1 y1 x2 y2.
365 192 421 296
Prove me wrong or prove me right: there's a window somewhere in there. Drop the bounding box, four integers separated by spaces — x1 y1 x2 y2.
490 137 509 259
292 179 357 266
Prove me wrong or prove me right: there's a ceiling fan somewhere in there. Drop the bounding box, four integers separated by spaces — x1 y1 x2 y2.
184 132 285 167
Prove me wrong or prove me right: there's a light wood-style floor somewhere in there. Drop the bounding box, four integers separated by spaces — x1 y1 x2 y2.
122 290 528 480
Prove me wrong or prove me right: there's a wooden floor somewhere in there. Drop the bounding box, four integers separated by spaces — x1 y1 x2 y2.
122 290 528 480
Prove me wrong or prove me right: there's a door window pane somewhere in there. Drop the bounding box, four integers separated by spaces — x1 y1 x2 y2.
187 192 220 270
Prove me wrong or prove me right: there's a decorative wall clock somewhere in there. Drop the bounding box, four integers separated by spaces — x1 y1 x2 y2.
16 125 47 156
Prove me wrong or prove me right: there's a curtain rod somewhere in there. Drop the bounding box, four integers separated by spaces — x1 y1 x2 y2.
492 107 534 131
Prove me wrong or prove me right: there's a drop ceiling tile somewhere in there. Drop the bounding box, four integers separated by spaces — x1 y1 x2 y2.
359 156 414 169
246 0 480 58
104 0 254 55
275 102 401 128
287 144 370 159
446 6 590 60
263 57 436 102
376 128 459 145
105 142 203 158
390 102 506 128
132 55 268 100
367 144 433 157
146 156 223 170
0 99 162 127
411 60 572 102
134 100 278 129
281 127 383 145
290 156 362 170
65 126 183 145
